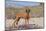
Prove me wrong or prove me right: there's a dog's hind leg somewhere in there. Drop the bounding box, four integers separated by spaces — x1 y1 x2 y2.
12 17 20 28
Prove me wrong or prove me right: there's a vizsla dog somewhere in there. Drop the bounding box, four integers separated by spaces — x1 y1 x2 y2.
12 8 31 28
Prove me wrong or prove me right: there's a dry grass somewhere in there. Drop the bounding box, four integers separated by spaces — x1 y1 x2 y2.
5 17 44 30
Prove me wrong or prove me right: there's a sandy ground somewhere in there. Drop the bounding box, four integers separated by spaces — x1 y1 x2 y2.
5 17 44 30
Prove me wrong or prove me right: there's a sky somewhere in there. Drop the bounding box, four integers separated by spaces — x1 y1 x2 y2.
5 0 40 7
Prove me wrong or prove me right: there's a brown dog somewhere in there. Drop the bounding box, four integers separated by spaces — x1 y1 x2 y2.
12 8 31 28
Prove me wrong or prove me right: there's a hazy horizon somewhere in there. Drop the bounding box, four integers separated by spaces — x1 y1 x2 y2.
6 0 41 7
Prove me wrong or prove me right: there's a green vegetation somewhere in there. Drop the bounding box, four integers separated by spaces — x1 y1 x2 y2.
5 5 44 18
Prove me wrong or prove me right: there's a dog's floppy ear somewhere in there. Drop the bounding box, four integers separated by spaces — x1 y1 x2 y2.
26 9 27 12
28 9 30 13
